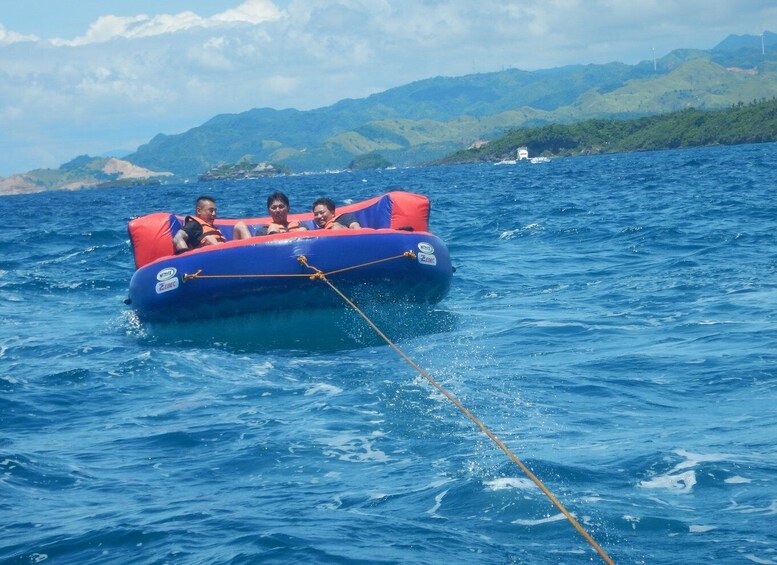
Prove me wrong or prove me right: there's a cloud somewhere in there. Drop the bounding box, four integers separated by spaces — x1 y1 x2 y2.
50 0 283 47
263 75 302 97
0 23 38 45
212 0 284 25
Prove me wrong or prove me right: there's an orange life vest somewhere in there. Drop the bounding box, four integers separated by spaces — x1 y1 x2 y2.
186 215 226 247
267 220 305 233
322 214 356 229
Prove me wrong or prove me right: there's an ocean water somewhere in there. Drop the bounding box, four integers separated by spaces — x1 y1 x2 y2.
2 143 776 564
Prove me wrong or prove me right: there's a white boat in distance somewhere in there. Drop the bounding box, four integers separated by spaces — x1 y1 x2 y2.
494 146 550 165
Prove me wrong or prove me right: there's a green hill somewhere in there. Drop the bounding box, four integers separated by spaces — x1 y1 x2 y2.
0 155 171 195
435 98 777 164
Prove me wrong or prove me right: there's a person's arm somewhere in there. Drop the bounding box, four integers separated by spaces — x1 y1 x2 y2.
337 213 361 229
233 221 251 240
173 220 202 253
173 229 190 253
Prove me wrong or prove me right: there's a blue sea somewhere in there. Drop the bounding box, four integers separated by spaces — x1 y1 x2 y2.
2 143 776 564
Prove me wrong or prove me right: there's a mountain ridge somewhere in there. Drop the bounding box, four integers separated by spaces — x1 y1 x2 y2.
3 31 777 194
123 31 777 177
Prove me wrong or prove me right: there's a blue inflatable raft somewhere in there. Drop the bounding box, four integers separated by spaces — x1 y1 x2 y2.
127 192 453 322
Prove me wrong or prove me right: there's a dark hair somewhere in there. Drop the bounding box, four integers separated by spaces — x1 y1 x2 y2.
267 191 289 209
196 195 216 207
312 197 336 212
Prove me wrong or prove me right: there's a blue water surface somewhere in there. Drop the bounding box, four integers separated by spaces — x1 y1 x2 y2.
2 143 777 564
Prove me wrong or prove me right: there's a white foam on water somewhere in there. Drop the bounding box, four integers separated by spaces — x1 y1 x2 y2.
744 555 777 564
540 284 570 295
730 499 777 516
0 374 17 384
671 449 731 472
689 525 717 533
304 383 343 396
725 475 752 484
498 223 544 240
319 431 389 462
512 512 567 526
317 495 343 510
639 449 737 493
638 470 697 493
483 477 536 491
249 360 274 373
426 489 448 518
622 515 640 529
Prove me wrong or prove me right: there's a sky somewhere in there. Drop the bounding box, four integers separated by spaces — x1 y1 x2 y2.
1 0 776 177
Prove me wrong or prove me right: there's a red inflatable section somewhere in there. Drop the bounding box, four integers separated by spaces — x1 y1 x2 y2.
389 191 430 232
128 213 176 269
336 192 430 232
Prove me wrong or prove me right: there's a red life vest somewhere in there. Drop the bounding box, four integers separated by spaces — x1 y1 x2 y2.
186 215 226 247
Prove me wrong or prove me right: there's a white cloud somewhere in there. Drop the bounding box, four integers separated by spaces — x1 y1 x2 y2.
185 36 239 70
51 15 154 47
0 23 38 45
212 0 284 25
49 0 283 47
263 75 302 97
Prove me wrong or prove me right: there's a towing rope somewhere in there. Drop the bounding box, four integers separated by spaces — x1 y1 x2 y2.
297 255 616 565
182 253 614 563
182 251 416 282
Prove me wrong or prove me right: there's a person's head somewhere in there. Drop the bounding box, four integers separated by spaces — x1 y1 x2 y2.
312 197 336 228
195 196 217 223
266 191 290 224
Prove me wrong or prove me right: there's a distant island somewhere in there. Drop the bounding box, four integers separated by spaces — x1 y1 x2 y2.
198 160 290 181
347 152 393 171
434 98 777 165
199 152 394 180
0 155 172 196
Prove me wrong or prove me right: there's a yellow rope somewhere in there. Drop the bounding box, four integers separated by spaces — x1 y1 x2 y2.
323 251 416 276
298 255 616 565
184 270 312 282
182 252 416 282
